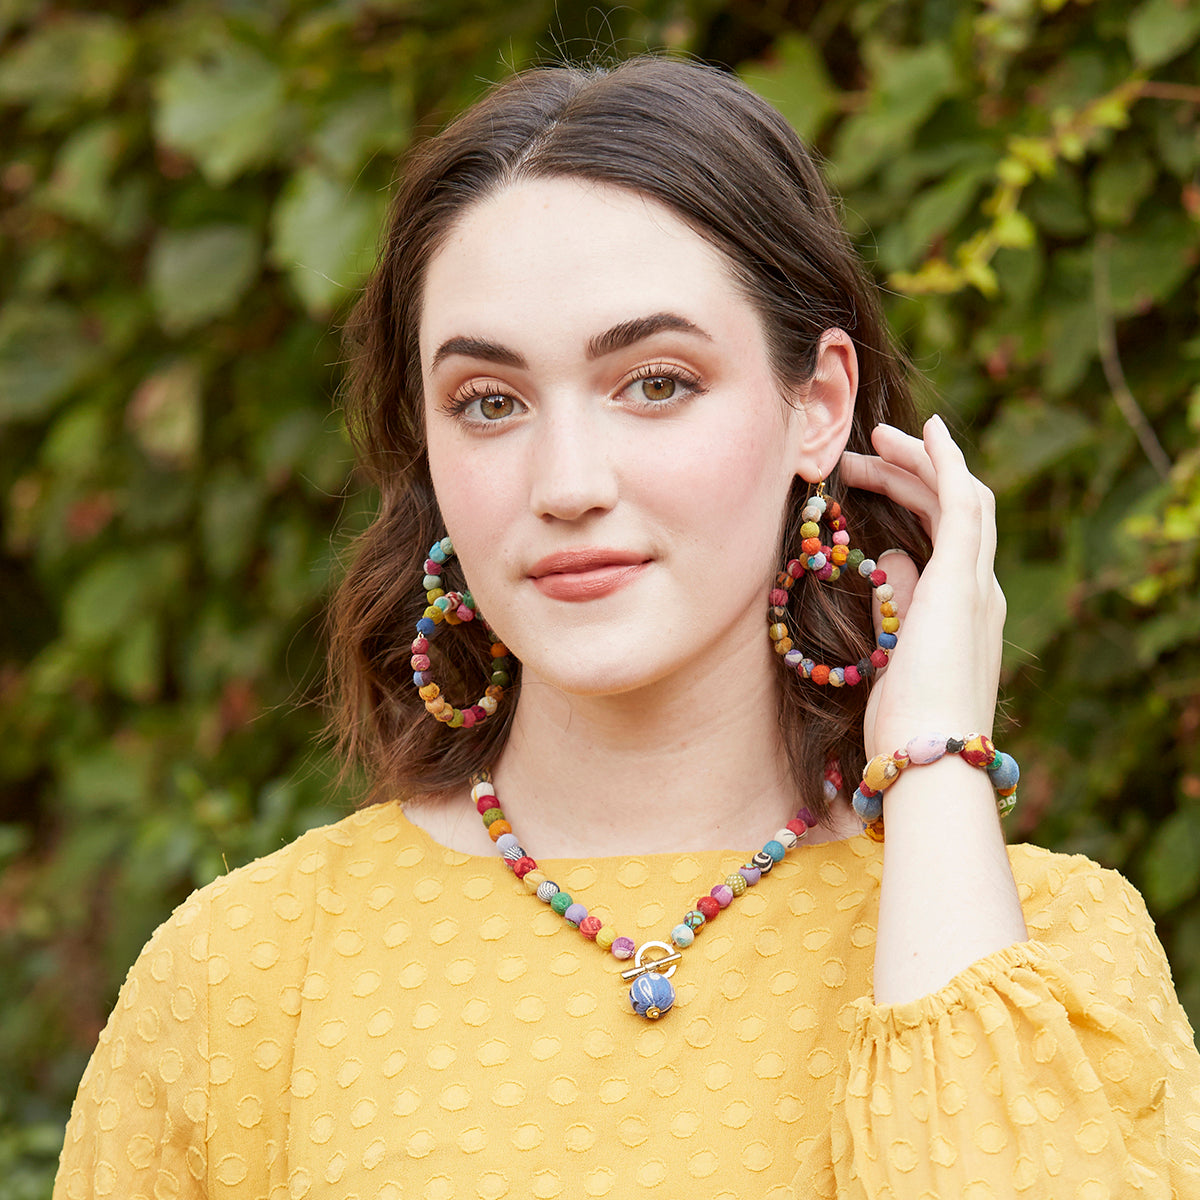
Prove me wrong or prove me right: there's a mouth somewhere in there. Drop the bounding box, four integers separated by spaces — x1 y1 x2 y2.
528 548 651 602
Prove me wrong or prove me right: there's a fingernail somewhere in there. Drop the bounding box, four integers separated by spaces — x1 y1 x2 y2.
876 548 908 561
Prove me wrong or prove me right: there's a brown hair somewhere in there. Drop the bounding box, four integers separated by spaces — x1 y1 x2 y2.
331 56 929 818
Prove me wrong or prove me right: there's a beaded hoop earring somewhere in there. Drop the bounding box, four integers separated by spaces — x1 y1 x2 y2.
411 537 512 728
768 483 900 686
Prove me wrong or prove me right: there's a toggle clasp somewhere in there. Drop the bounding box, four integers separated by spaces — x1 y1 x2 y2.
620 940 682 982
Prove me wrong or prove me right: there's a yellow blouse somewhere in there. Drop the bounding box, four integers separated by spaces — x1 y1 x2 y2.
55 803 1200 1198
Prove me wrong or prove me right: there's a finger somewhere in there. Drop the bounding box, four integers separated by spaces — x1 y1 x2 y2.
920 415 984 570
869 422 940 496
837 452 939 538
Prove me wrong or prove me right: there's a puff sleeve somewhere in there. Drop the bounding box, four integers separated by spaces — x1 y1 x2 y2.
802 857 1200 1197
53 894 211 1200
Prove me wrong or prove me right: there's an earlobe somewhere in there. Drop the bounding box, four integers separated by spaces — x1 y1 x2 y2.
792 328 858 482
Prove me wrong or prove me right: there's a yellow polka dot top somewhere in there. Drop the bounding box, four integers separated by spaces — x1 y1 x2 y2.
55 803 1200 1199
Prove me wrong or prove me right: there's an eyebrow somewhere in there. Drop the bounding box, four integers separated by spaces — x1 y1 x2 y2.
430 312 711 371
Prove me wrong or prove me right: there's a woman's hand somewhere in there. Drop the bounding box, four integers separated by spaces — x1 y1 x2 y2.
839 415 1026 1005
838 415 1006 761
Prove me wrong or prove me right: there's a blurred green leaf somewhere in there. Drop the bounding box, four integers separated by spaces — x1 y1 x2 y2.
1128 0 1200 69
311 82 412 176
0 15 133 110
0 302 107 423
1142 808 1200 910
148 224 260 334
270 166 386 314
1104 212 1198 317
740 34 837 144
981 398 1095 493
62 545 184 648
39 119 123 227
154 44 288 185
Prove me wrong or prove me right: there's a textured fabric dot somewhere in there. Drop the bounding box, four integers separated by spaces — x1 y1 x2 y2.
52 804 1200 1200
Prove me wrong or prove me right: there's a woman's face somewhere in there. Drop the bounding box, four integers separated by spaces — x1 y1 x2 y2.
420 176 832 700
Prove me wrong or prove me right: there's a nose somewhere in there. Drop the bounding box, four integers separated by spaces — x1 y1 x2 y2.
527 403 619 522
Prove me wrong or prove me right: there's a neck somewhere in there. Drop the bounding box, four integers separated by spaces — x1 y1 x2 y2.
491 657 803 857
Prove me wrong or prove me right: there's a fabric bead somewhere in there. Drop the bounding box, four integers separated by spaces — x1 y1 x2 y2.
905 733 948 765
611 936 636 960
877 632 897 649
811 664 831 685
563 903 587 926
500 842 525 863
512 857 536 878
775 828 798 850
863 754 900 792
595 926 616 951
481 807 505 826
683 910 706 931
578 915 602 939
987 751 1021 792
522 870 546 892
870 648 889 668
487 820 512 841
536 880 560 903
853 788 883 822
844 665 861 686
787 818 809 838
739 865 761 886
629 971 675 1019
710 884 734 907
550 892 572 915
671 924 695 948
696 895 720 920
751 850 775 873
961 733 995 767
763 840 786 862
726 873 746 897
880 617 900 634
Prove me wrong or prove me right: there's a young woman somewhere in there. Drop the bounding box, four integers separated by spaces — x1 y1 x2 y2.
55 57 1200 1198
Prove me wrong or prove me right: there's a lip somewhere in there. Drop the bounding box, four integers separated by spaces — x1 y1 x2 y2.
528 548 650 602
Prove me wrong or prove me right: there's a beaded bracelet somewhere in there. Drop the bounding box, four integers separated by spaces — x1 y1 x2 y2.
852 733 1019 842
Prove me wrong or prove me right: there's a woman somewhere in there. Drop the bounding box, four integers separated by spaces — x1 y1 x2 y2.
55 57 1200 1198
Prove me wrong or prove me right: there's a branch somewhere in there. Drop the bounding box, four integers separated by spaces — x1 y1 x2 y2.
1093 232 1172 480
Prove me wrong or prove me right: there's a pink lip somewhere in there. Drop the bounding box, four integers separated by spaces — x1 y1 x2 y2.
528 548 650 602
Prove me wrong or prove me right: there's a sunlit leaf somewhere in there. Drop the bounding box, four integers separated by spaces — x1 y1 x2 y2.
1128 0 1200 68
154 44 288 184
741 34 837 144
125 360 203 467
270 166 386 314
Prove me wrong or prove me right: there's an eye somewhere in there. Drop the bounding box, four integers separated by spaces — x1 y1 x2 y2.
479 395 516 420
640 376 677 403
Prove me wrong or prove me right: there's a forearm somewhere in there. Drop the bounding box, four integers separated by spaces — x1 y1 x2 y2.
872 754 1027 1005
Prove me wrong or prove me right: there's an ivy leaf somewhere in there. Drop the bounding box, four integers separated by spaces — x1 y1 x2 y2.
148 224 260 334
154 44 287 185
39 118 124 227
1142 808 1200 911
0 302 107 423
270 166 386 314
0 15 132 114
1128 0 1200 69
741 34 838 143
125 359 203 468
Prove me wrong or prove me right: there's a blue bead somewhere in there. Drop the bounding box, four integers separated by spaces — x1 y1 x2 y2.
877 632 898 649
852 787 883 822
629 971 675 1019
429 542 448 563
416 618 436 637
986 752 1020 791
413 671 430 687
763 839 785 862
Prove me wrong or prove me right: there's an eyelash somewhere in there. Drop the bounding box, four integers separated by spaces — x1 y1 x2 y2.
443 362 707 427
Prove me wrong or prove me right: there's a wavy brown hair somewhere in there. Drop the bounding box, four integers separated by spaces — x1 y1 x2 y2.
331 56 929 819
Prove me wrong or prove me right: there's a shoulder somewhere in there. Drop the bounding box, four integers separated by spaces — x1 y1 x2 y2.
144 803 419 963
1006 842 1175 1001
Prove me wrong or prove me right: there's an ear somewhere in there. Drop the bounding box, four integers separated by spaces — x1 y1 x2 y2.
789 328 858 483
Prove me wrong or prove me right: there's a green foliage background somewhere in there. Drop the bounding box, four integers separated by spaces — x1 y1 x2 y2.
1 0 1197 1190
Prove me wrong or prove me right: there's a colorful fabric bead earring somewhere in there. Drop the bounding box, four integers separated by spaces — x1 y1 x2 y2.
412 536 512 728
768 482 899 686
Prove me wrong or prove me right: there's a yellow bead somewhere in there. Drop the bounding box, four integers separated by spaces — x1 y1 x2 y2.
864 818 885 843
863 753 899 792
523 870 546 893
418 683 440 700
773 637 793 654
425 588 445 603
768 622 788 641
881 617 900 633
425 697 447 714
423 605 445 623
595 927 616 951
800 521 820 539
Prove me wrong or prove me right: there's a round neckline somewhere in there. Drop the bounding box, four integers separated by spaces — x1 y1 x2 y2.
389 801 879 872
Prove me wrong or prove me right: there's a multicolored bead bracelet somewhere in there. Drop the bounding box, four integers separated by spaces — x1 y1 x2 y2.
411 537 512 728
852 733 1020 842
470 768 839 1020
769 490 898 686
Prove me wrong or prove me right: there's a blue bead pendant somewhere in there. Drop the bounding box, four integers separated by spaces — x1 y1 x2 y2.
629 971 675 1020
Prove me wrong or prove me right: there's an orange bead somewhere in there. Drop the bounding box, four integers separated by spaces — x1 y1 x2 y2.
418 683 440 700
801 537 821 555
490 643 508 658
880 601 896 617
773 637 793 654
488 820 512 841
811 664 831 685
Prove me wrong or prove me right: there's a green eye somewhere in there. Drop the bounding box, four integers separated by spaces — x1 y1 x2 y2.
641 377 676 402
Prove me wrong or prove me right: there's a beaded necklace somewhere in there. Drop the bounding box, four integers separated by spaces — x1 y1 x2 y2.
471 765 841 1020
